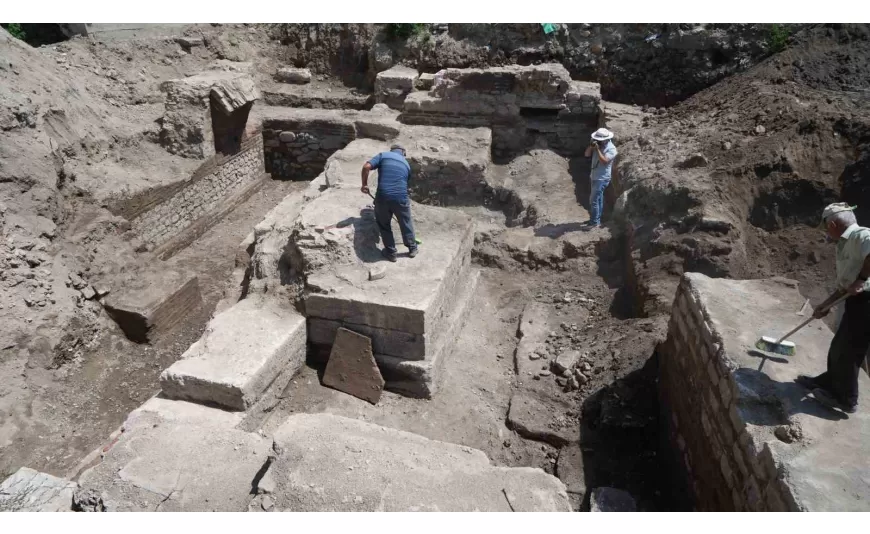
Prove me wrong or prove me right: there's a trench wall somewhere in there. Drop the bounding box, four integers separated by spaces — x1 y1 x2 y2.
132 131 265 250
658 276 797 512
262 119 356 180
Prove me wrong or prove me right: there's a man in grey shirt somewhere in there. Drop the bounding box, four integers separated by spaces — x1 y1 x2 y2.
797 203 870 414
583 128 618 229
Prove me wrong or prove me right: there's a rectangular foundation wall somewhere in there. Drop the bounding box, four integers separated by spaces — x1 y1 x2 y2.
262 119 357 180
658 277 796 511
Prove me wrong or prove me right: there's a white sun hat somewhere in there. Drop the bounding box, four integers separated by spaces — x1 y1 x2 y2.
591 128 614 141
821 202 857 225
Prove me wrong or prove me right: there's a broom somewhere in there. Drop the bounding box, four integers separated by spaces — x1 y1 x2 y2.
755 293 847 356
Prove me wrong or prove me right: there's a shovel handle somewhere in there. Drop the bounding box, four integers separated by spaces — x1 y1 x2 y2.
776 293 848 344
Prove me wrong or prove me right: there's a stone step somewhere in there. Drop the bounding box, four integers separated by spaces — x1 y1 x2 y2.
160 297 306 411
260 413 571 512
74 397 271 512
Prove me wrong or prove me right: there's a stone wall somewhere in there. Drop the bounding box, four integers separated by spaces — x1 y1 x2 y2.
262 119 356 180
658 275 797 511
133 132 265 249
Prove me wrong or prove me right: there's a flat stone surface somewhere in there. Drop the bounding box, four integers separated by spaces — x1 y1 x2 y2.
0 467 76 512
687 273 870 511
322 328 384 405
555 444 587 497
75 397 270 512
267 413 571 511
160 297 307 411
103 268 202 343
298 186 474 337
507 390 580 447
590 487 636 512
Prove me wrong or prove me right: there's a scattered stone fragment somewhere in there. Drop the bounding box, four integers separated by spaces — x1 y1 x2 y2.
553 350 580 374
0 467 77 512
80 286 96 300
755 124 766 135
176 37 203 49
368 265 387 281
322 328 385 405
590 487 636 512
774 423 804 444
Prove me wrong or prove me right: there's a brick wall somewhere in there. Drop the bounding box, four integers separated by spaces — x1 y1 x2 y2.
133 132 265 249
658 275 798 511
262 118 356 180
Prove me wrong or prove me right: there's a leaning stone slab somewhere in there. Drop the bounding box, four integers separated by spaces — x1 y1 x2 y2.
103 269 202 344
0 467 77 512
322 328 385 404
75 397 271 512
267 413 572 511
160 297 306 411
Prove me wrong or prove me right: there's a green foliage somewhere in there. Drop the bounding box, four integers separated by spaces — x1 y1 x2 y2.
2 23 26 41
384 23 427 42
766 24 791 54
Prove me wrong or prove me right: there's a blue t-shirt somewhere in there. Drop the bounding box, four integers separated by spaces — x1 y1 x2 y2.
369 151 411 201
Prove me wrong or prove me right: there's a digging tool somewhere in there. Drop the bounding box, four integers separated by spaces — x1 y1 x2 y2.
366 191 423 245
755 293 848 356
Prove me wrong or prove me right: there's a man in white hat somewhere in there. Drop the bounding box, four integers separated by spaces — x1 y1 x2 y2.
796 202 870 414
583 128 618 229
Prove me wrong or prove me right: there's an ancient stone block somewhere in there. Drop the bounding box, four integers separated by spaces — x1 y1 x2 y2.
590 487 636 512
507 391 580 447
275 67 311 85
0 467 76 512
75 398 270 512
160 297 307 411
103 269 202 344
267 413 571 511
555 444 586 497
322 328 385 405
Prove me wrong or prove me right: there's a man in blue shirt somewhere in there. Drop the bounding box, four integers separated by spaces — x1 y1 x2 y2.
361 144 418 262
583 128 618 229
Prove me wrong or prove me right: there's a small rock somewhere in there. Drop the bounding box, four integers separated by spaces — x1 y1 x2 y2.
808 251 820 264
261 495 274 511
553 350 580 374
722 141 733 150
529 352 541 361
368 265 387 281
80 286 96 300
556 377 567 387
278 131 297 143
95 286 110 298
538 370 552 377
774 423 803 444
755 125 766 135
574 370 588 385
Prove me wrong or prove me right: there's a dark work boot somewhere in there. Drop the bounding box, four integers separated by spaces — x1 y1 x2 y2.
812 388 857 414
381 248 397 262
408 247 419 258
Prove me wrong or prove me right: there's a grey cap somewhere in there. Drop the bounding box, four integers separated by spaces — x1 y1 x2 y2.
390 143 405 153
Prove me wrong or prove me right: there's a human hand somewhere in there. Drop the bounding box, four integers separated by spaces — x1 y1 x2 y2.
361 186 370 195
847 280 866 296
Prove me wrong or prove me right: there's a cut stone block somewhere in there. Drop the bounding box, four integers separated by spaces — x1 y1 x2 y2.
590 487 637 512
210 76 259 114
160 297 306 411
75 397 270 512
556 444 587 497
374 65 419 109
0 467 77 512
267 413 572 512
416 72 436 90
103 269 202 344
274 67 312 85
322 327 384 404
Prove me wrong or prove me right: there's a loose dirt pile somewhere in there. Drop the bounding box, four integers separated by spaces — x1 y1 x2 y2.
615 24 870 321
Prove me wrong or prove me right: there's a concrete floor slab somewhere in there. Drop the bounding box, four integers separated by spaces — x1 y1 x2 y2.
75 397 270 512
160 297 306 411
266 413 571 512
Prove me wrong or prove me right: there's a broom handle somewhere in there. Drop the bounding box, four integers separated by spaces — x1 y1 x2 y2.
776 293 848 344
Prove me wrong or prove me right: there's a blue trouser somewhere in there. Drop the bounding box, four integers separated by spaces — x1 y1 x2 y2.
375 196 416 254
589 178 610 225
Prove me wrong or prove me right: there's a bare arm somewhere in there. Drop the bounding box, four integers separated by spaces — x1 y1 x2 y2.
596 145 612 164
361 162 372 194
